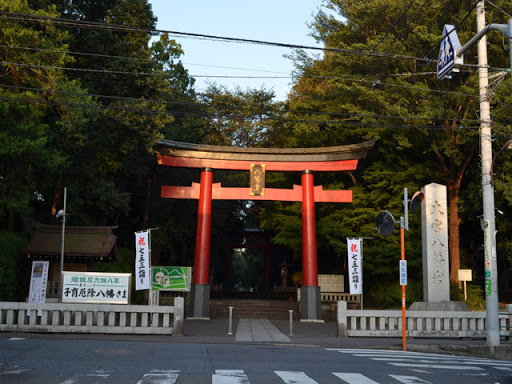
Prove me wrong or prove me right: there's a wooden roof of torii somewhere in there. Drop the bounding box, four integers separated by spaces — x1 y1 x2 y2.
154 139 376 172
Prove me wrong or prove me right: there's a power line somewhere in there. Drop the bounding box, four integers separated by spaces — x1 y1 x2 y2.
423 0 482 61
0 11 435 64
4 43 505 77
0 94 483 131
366 0 431 77
1 44 289 75
0 44 154 62
4 56 508 83
487 0 512 18
0 83 483 124
371 0 416 51
4 54 506 88
1 61 168 77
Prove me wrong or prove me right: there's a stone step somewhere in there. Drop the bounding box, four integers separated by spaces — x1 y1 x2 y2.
210 300 300 320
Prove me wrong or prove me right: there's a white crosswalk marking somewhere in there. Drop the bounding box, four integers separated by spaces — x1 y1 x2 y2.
389 362 483 370
332 372 379 384
326 347 512 373
389 375 432 384
213 369 250 384
8 363 512 383
494 367 512 371
373 357 512 366
275 371 318 383
136 369 180 384
58 373 109 384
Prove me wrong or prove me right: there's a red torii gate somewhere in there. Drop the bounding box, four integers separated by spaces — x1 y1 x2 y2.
154 139 375 320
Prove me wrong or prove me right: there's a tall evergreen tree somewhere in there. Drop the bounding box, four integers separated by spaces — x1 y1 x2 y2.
0 0 96 231
272 0 512 299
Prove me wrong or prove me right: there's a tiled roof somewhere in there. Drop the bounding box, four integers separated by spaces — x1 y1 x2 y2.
22 225 117 261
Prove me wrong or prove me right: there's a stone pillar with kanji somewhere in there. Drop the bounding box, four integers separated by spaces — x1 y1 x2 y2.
421 183 450 302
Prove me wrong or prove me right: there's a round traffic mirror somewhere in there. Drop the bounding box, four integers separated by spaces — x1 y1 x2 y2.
410 191 424 215
376 211 395 236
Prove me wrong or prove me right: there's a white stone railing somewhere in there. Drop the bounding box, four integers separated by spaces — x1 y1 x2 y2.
337 301 512 338
0 298 184 335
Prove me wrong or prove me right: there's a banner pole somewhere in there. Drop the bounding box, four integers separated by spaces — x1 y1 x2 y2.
400 217 407 351
360 238 363 310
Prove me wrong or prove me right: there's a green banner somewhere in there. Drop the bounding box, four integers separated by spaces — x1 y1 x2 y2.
152 266 192 291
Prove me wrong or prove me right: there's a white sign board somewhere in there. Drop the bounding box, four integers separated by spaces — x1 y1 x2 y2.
347 238 362 294
458 269 473 282
135 231 150 290
399 260 407 286
28 261 49 306
61 271 131 304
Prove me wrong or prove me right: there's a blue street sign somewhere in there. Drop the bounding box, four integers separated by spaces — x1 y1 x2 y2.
437 25 463 80
399 260 407 286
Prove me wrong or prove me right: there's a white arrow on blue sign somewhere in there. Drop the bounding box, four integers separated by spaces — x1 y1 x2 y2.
437 24 463 80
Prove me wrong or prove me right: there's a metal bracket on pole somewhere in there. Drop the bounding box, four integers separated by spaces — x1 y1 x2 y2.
403 188 409 232
455 19 512 85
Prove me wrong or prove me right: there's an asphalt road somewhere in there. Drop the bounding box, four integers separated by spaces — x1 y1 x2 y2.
1 335 511 383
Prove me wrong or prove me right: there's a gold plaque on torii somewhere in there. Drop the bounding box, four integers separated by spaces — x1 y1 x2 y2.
250 164 265 196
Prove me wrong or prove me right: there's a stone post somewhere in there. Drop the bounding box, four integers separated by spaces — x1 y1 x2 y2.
337 300 348 337
421 183 450 302
173 297 184 336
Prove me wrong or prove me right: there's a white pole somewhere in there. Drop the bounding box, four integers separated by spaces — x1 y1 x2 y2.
360 238 363 310
148 229 152 306
59 187 67 302
289 310 294 336
476 0 500 347
228 306 233 335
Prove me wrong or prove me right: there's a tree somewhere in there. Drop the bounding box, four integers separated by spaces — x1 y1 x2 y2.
199 85 285 147
0 0 95 231
280 0 512 291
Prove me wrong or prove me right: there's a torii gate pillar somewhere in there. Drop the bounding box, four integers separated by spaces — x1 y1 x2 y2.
189 168 213 319
301 171 321 321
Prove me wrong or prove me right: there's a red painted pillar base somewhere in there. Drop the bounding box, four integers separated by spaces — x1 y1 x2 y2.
190 168 213 319
301 170 322 321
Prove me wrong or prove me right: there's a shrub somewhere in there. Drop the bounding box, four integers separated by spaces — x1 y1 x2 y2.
450 281 486 311
0 232 29 301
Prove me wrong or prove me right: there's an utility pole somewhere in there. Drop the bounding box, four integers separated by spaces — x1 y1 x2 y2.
475 0 500 347
58 187 67 302
439 0 503 348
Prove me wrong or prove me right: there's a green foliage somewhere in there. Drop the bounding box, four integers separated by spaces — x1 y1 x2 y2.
199 85 285 147
450 282 486 311
0 232 29 301
263 0 512 302
2 0 511 307
0 0 88 229
368 279 423 309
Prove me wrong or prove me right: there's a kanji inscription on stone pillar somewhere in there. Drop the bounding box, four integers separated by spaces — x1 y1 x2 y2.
421 183 450 302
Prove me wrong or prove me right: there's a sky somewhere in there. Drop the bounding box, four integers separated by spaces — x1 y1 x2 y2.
148 1 326 100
